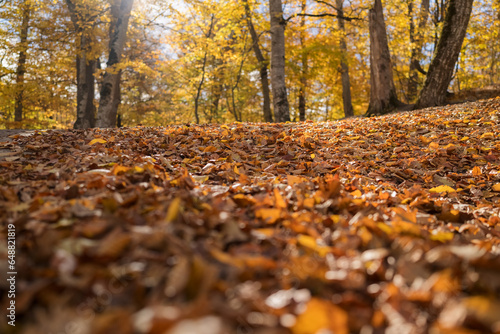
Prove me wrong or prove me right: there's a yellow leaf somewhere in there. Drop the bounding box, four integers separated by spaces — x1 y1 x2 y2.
134 166 144 173
492 183 500 192
472 166 482 176
480 132 494 139
291 298 348 334
460 136 469 141
89 138 107 145
297 235 331 257
429 185 456 193
165 198 182 223
310 154 316 159
430 231 455 242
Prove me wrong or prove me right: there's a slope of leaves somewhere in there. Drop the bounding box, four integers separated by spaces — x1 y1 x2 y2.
1 99 500 334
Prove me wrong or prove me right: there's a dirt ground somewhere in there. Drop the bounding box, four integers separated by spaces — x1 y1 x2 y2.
0 129 34 142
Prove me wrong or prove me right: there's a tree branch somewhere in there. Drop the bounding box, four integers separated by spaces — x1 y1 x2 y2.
285 12 362 22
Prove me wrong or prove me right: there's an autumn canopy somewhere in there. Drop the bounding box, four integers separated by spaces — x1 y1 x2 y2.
1 0 500 333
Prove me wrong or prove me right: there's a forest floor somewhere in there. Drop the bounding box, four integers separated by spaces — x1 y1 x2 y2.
1 98 500 334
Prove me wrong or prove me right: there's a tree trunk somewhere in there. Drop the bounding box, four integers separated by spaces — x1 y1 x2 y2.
194 15 214 124
193 51 206 124
336 0 354 118
73 38 96 129
415 0 474 109
269 0 290 122
407 0 430 102
96 0 134 128
14 1 31 123
298 0 308 122
243 0 273 122
366 0 402 116
66 0 99 129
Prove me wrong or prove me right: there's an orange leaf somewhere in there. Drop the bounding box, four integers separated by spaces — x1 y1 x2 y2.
255 208 281 224
273 188 287 209
291 298 348 334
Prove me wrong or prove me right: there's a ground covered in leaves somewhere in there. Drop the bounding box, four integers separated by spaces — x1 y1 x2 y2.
1 98 500 334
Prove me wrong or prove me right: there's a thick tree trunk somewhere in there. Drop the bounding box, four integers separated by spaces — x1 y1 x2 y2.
14 1 31 122
66 0 97 129
243 0 273 122
366 0 402 116
96 0 134 128
336 0 354 118
415 0 474 109
73 37 96 129
407 0 430 102
298 0 308 122
269 0 290 123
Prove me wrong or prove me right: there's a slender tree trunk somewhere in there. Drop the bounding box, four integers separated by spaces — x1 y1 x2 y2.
407 0 430 102
269 0 290 122
243 0 273 122
211 61 223 121
336 0 354 118
298 0 308 122
96 0 134 128
194 15 214 124
366 0 402 116
415 0 474 109
194 51 207 124
14 1 31 122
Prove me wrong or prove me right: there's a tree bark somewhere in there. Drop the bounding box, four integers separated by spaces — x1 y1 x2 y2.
366 0 402 116
415 0 474 109
66 0 98 129
74 40 96 129
298 0 308 122
194 15 214 124
14 1 31 122
269 0 290 122
407 0 430 102
96 0 134 128
336 0 354 118
243 0 273 122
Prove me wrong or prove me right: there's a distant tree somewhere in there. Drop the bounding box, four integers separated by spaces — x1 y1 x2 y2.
336 0 354 118
14 0 31 122
96 0 134 128
407 0 430 102
298 0 308 122
269 0 290 122
415 0 474 109
243 0 273 122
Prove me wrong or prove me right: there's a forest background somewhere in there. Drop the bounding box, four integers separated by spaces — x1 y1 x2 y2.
0 0 499 129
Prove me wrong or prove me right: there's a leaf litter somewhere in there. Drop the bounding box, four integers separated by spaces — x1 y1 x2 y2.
1 98 500 334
